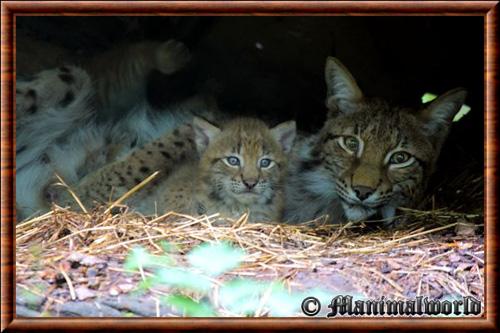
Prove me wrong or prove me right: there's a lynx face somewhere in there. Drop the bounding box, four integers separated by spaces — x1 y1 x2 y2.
194 118 296 208
317 99 445 221
287 57 466 223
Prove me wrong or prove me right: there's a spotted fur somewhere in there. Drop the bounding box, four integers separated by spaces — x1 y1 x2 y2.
58 117 296 222
159 117 296 222
16 40 218 221
15 66 109 219
54 124 198 211
285 57 467 224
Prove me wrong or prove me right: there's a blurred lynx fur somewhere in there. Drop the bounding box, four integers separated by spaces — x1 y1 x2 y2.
16 40 219 220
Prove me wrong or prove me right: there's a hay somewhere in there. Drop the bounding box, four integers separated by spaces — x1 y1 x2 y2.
16 201 484 316
15 168 484 316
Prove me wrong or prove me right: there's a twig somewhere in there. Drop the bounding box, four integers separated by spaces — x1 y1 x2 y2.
58 264 76 300
104 171 160 215
54 174 89 215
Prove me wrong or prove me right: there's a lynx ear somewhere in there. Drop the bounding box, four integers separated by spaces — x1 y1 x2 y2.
325 57 363 115
270 120 296 154
192 117 221 153
419 88 467 139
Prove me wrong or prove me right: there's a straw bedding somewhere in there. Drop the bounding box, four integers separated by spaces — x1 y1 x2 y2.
16 186 484 317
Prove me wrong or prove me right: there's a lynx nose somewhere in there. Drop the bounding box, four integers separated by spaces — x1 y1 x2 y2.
243 178 258 190
353 186 374 201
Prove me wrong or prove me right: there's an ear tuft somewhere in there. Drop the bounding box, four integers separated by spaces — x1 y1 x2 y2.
324 57 363 114
192 117 221 153
270 120 296 154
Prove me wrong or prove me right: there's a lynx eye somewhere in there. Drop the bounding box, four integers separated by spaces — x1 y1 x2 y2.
226 156 241 166
389 151 413 166
259 158 273 168
339 136 360 154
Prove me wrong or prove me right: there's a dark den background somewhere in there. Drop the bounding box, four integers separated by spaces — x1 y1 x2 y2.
16 16 484 213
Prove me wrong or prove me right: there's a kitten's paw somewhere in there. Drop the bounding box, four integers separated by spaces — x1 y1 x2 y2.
16 66 91 118
154 39 192 74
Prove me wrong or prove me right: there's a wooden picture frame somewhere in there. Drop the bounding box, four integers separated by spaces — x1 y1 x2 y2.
1 1 497 331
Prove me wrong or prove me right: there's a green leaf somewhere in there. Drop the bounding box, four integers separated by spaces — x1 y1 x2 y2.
156 267 212 292
124 247 173 272
452 104 471 122
151 253 175 267
124 247 153 271
164 294 216 317
187 242 245 276
421 92 438 104
159 241 179 254
266 283 303 317
219 279 310 316
219 278 267 315
134 276 155 294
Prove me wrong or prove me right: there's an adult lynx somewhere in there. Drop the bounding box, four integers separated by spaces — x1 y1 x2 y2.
285 57 467 224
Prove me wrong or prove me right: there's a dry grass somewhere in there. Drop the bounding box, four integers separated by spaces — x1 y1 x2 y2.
16 204 484 313
16 170 485 316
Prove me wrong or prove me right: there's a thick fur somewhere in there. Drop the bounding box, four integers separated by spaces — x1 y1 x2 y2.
58 117 296 223
160 118 296 222
16 40 219 221
284 57 467 224
86 40 193 119
54 123 199 211
16 66 108 219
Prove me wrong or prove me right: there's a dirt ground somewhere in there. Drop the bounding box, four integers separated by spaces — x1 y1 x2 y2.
16 206 483 317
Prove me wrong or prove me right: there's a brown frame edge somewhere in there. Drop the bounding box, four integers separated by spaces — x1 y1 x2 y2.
1 1 498 332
